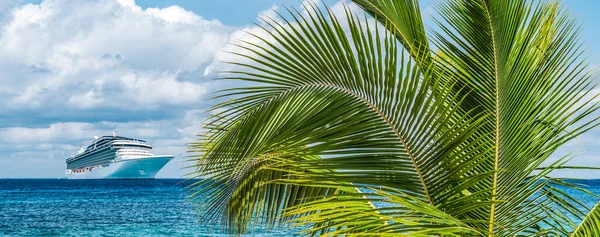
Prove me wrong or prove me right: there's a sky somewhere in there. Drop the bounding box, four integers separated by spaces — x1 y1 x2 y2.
0 0 599 178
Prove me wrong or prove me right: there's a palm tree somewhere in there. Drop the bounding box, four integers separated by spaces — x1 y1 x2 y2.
188 0 600 236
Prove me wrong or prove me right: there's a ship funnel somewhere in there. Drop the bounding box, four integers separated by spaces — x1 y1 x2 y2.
94 136 98 140
113 130 117 137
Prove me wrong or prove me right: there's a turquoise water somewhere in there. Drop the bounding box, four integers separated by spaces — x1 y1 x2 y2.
1 179 599 236
0 179 298 237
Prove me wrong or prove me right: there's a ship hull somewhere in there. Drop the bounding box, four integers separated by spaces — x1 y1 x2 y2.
65 156 173 179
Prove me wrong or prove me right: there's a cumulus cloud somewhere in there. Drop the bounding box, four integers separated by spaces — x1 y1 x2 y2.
64 71 210 109
0 0 235 113
0 122 98 144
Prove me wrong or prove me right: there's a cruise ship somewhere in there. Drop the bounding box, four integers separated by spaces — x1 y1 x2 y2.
65 132 173 179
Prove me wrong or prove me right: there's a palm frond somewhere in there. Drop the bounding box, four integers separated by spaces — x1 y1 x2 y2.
189 3 485 234
189 0 600 236
570 200 600 237
352 0 432 67
429 0 600 234
283 187 482 236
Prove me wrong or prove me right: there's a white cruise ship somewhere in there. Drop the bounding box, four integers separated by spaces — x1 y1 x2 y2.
65 132 173 179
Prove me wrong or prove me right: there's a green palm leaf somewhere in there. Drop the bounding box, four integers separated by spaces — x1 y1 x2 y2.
188 0 600 236
571 201 600 237
430 0 600 234
352 0 432 67
283 187 482 236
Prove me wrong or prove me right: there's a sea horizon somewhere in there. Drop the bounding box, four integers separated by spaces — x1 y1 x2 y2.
2 178 600 236
0 179 300 236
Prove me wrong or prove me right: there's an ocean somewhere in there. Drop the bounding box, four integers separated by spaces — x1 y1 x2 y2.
1 179 599 237
0 179 298 237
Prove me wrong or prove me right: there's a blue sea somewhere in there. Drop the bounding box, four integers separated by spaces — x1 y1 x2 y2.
1 179 599 236
0 179 299 237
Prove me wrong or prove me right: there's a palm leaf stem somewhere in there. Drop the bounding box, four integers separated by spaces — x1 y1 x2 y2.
475 0 502 235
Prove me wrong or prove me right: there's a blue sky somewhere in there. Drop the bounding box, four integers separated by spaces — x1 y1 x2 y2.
0 0 599 178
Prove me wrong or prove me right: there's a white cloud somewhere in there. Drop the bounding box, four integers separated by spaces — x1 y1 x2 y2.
0 0 235 111
66 90 104 109
146 6 201 24
116 0 136 8
0 122 98 144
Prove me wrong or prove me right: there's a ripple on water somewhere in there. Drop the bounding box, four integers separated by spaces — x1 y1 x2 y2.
0 179 300 237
